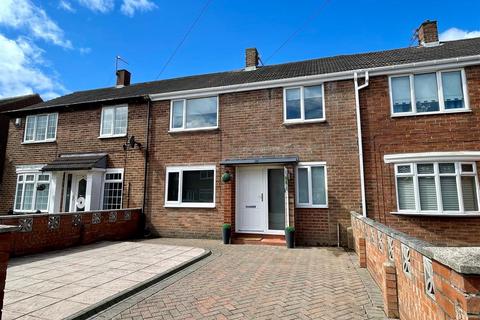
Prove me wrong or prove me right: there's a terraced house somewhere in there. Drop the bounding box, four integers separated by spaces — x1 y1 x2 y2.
1 20 480 246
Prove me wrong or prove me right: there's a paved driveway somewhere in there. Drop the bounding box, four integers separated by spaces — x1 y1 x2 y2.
3 241 207 320
95 239 386 320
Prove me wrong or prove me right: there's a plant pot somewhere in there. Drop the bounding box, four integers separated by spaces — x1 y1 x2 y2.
285 231 295 248
222 228 231 244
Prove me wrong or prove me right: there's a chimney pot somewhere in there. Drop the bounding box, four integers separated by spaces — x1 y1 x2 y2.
116 69 131 87
416 20 439 46
245 48 259 70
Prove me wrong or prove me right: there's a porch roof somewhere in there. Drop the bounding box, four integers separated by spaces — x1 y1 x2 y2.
42 153 108 171
220 156 298 166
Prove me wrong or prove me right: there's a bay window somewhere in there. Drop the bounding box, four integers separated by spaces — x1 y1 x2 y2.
14 172 51 213
395 162 479 214
165 165 215 207
390 69 468 115
296 162 328 208
284 85 324 123
100 105 128 137
170 97 218 131
24 113 58 143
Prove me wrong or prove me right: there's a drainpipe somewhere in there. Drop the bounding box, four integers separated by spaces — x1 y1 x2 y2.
354 71 369 217
142 96 152 235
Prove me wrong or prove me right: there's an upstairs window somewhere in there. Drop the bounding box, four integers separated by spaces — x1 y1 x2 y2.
24 113 58 143
284 85 324 123
170 97 218 131
395 162 479 214
102 169 123 210
165 166 215 208
100 105 128 137
14 172 51 212
390 70 468 116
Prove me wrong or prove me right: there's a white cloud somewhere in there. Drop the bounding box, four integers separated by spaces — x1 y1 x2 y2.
0 34 65 100
121 0 157 17
439 27 480 41
78 0 114 13
79 47 92 54
59 0 75 12
0 0 72 48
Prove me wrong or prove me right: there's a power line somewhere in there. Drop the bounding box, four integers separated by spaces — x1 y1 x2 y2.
155 0 213 80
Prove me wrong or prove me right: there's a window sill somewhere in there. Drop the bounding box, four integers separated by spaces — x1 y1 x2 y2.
168 127 219 134
283 119 326 126
296 205 328 209
98 134 127 139
22 140 56 145
391 211 480 217
165 203 216 209
391 109 471 118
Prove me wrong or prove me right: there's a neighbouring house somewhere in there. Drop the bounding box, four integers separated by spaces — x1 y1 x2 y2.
0 94 43 184
1 20 480 246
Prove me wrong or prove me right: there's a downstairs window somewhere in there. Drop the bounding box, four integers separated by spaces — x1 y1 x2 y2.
14 172 51 213
165 166 215 208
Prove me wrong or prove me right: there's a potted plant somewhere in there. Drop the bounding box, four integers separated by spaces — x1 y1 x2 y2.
222 223 231 244
285 226 295 248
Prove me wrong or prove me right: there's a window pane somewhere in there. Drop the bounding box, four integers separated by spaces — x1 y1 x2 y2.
397 165 411 174
439 163 455 174
182 170 214 203
114 107 128 135
462 176 478 211
414 73 439 113
297 168 309 204
25 117 35 141
35 115 48 141
397 177 415 210
15 182 23 210
46 114 57 139
442 71 464 110
419 177 438 210
440 176 459 211
392 76 412 113
103 181 123 210
286 88 301 120
311 166 326 205
22 183 34 210
172 101 184 128
167 172 179 201
461 164 474 173
102 108 114 135
304 86 323 120
35 183 50 211
185 97 217 129
417 164 434 174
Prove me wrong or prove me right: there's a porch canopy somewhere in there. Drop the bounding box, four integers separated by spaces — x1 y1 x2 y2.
42 153 108 172
220 156 298 166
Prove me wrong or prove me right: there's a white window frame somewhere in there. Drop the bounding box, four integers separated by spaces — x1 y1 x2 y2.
14 170 52 213
295 162 328 208
389 69 470 117
101 168 124 210
99 104 128 138
394 162 480 215
164 165 216 208
169 96 219 132
283 85 326 124
23 113 58 143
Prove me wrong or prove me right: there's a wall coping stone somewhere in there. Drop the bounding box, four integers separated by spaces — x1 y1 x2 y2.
0 225 20 233
0 208 142 219
351 211 480 275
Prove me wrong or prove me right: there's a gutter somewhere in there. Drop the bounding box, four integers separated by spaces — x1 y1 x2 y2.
354 71 369 217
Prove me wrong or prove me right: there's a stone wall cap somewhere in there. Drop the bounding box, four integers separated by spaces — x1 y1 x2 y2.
0 225 21 233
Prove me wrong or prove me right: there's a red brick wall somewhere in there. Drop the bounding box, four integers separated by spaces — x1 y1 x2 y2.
145 82 361 245
360 65 480 245
0 102 148 214
0 209 141 256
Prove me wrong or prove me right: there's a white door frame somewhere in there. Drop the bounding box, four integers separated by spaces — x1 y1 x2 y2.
63 172 88 212
235 165 287 235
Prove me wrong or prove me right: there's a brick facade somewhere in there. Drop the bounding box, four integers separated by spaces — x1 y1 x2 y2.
360 65 480 246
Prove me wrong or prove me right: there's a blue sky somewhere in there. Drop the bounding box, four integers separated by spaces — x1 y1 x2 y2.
0 0 479 100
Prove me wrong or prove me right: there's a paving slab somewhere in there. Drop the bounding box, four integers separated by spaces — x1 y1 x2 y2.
3 241 209 320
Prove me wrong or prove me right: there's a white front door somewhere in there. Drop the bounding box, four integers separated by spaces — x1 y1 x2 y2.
236 167 266 232
72 174 88 212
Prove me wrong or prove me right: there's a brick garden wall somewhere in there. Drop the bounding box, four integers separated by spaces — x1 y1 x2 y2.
351 212 480 319
0 208 142 256
360 65 480 245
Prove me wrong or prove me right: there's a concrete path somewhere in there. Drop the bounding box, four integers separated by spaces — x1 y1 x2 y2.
94 239 386 320
3 241 207 320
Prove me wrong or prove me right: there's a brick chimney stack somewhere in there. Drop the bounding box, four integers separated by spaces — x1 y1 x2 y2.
116 69 131 87
417 20 439 46
245 48 259 70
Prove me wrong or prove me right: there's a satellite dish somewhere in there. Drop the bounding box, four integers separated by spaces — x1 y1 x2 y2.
76 197 86 209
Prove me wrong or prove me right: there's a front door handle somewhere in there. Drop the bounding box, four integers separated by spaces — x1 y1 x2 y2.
260 193 263 202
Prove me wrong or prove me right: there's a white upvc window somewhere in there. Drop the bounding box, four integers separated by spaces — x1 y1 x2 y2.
170 96 218 131
100 105 128 138
14 172 51 213
395 162 480 214
296 162 328 208
284 85 325 123
24 113 58 143
165 165 216 208
389 69 469 116
102 168 124 210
